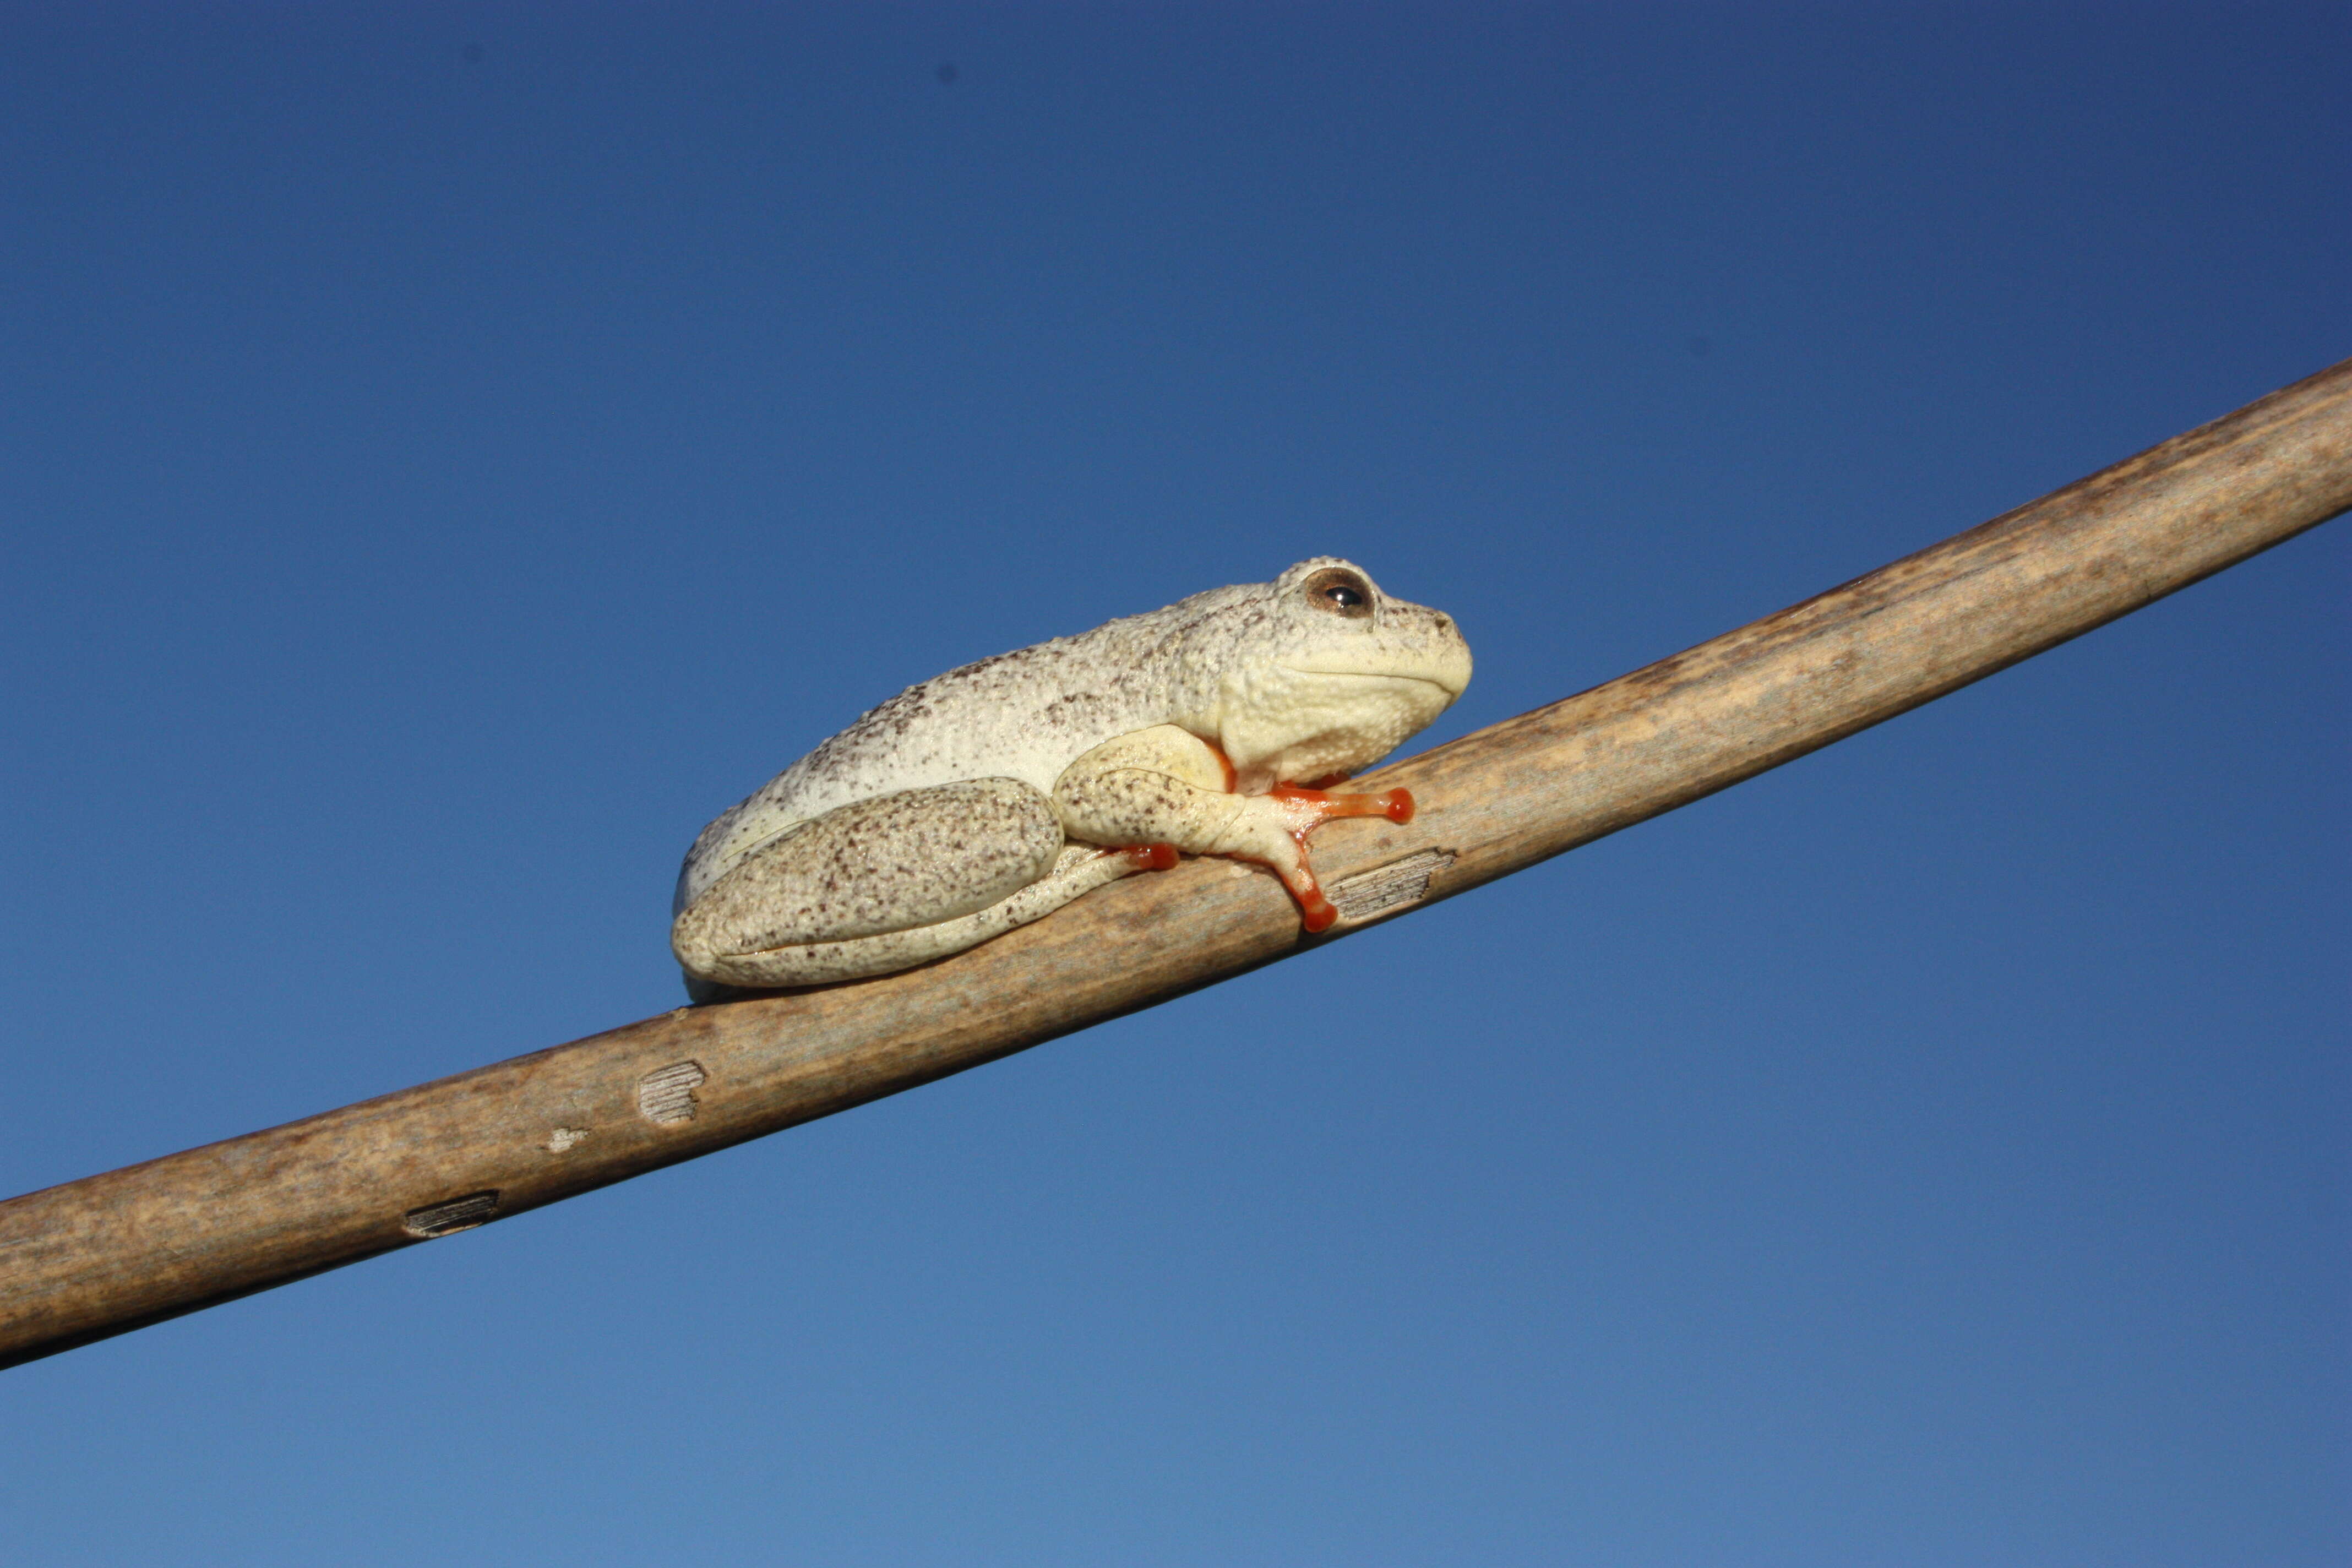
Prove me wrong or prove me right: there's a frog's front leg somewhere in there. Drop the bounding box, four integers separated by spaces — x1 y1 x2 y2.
672 778 1168 992
1052 726 1413 933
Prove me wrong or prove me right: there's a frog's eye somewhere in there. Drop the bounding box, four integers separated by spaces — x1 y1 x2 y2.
1301 566 1374 619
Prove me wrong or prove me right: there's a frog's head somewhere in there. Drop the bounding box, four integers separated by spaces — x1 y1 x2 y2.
1189 557 1473 791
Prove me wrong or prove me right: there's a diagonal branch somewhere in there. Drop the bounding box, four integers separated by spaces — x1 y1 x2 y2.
6 358 2348 1371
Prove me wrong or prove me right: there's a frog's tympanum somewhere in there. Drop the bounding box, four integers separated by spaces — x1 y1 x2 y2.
672 558 1471 996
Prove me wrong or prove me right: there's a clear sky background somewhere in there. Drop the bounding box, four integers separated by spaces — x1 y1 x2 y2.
2 6 2344 1564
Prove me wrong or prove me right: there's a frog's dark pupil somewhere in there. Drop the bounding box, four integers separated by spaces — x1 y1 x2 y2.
1329 585 1363 606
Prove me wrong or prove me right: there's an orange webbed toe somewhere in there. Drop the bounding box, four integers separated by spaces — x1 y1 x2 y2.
1122 842 1181 872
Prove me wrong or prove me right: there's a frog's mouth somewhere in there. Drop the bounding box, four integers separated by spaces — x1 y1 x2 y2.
1278 665 1471 701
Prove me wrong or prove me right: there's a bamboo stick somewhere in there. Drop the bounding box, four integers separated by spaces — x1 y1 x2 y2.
5 359 2347 1370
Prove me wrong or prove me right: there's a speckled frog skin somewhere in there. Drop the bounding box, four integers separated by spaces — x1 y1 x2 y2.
672 558 1471 997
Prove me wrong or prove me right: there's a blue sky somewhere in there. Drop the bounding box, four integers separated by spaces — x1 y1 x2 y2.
1 6 2344 1563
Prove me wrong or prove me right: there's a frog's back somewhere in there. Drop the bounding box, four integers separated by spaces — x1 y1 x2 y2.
776 629 1173 808
674 589 1246 914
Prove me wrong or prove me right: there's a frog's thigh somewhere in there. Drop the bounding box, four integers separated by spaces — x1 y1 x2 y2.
673 780 1139 989
682 843 1142 989
1051 725 1305 878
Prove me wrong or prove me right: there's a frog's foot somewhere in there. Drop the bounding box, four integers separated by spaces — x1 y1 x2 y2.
1255 783 1414 931
1265 782 1414 831
1121 841 1182 872
1053 726 1412 935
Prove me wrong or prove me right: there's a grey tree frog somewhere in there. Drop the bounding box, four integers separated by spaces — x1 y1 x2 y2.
672 558 1471 996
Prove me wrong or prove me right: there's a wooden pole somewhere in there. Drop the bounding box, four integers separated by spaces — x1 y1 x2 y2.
6 360 2348 1371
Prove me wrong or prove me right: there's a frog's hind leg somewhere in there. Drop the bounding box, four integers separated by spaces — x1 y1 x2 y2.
673 778 1165 990
682 841 1157 991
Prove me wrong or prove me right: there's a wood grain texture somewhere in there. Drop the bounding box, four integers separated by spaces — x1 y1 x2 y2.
6 358 2347 1370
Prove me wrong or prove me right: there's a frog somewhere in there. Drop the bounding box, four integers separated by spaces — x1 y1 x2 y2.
671 557 1472 998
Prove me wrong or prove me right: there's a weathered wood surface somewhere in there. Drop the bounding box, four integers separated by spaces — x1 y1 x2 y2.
6 358 2347 1370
